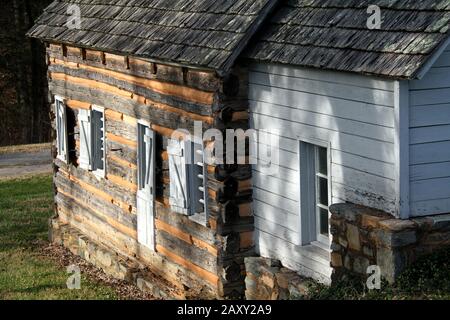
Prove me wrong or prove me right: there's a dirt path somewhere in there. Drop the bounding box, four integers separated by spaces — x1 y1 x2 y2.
0 145 52 180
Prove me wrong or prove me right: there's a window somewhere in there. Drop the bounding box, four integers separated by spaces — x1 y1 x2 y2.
55 96 68 163
299 140 331 247
78 106 106 177
168 138 208 221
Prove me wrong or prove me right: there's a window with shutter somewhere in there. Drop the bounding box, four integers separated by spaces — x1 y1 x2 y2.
55 96 68 163
168 138 208 221
137 123 156 250
78 109 92 170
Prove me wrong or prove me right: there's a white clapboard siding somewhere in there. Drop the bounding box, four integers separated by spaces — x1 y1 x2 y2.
253 187 299 214
253 173 299 201
410 104 450 127
253 200 299 232
410 125 450 144
254 163 299 184
256 137 396 180
256 230 332 284
411 162 450 181
332 182 396 213
410 177 450 202
251 63 395 91
250 100 394 142
251 114 395 164
412 198 450 216
331 149 395 180
249 85 395 128
331 164 396 198
249 62 396 281
409 44 450 216
410 141 450 165
250 71 395 107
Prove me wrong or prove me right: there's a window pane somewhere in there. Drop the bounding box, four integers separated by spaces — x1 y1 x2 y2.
319 207 329 236
318 147 327 175
318 177 328 206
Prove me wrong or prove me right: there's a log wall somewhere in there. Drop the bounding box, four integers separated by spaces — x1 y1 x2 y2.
46 43 253 298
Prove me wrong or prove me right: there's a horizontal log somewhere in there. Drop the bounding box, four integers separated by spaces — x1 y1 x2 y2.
240 231 254 249
50 59 215 106
56 205 215 294
107 140 137 164
107 118 138 143
155 219 218 256
106 158 138 186
57 162 136 210
155 203 216 245
56 187 137 239
50 81 210 133
58 169 133 214
107 174 138 193
106 133 137 148
156 245 219 287
57 200 138 258
66 99 91 110
156 229 218 274
108 154 137 170
49 48 221 93
51 72 132 98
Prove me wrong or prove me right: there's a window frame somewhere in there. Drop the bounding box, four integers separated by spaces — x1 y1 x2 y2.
298 137 332 248
91 105 106 178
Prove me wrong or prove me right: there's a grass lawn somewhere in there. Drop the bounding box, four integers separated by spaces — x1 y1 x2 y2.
0 175 118 300
307 248 450 300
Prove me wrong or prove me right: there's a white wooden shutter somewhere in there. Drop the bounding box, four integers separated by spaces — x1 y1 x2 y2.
91 108 105 175
137 125 156 250
168 139 189 215
55 99 68 163
190 142 208 216
78 109 92 170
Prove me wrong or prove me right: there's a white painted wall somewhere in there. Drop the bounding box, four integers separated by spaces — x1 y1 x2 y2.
248 63 397 281
409 44 450 217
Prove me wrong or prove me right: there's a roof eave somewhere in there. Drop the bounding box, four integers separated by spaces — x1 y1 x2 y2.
411 35 450 80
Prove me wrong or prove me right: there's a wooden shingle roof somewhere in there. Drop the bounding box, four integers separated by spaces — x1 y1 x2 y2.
27 0 278 75
245 0 450 79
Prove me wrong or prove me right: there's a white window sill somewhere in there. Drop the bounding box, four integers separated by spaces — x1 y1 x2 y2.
188 212 208 227
311 240 331 253
296 242 331 266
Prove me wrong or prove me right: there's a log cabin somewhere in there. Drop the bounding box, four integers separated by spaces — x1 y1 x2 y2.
28 0 450 299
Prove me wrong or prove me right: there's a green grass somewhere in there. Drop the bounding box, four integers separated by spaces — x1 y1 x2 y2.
0 175 118 300
307 248 450 300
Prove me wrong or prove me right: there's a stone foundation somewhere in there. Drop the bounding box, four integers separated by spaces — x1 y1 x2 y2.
244 257 311 300
330 203 450 283
50 219 186 299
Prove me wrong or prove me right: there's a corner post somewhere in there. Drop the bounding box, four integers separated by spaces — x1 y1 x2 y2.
394 81 410 219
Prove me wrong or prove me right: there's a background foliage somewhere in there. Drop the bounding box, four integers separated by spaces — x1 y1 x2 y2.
0 0 52 146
